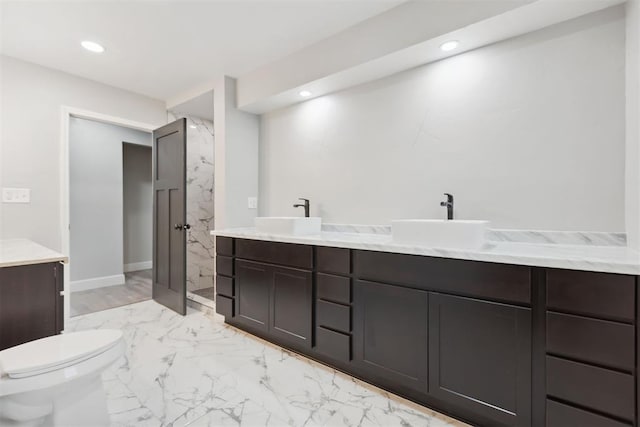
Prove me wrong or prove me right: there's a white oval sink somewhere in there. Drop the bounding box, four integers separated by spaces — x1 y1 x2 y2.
254 217 322 236
392 219 489 249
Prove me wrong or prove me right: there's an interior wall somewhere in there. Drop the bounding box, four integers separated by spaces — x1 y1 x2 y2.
69 117 150 287
214 76 260 230
168 112 215 294
258 7 626 232
123 143 153 270
0 55 166 251
626 0 640 250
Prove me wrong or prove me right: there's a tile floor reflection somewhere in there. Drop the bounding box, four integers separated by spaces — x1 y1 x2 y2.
68 300 468 427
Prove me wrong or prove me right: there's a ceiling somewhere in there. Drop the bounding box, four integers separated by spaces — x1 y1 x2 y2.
0 0 404 102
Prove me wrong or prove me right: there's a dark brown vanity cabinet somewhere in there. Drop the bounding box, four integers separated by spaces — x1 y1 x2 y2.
428 293 532 426
353 279 428 393
215 237 640 427
0 262 64 350
229 239 313 350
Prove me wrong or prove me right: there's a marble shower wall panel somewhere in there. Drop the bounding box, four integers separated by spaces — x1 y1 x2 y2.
168 112 215 294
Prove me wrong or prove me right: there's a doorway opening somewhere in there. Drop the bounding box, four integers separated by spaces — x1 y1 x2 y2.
68 117 153 317
168 90 215 310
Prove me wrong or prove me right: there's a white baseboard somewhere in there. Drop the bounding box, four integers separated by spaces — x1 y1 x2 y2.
71 274 125 292
124 261 152 272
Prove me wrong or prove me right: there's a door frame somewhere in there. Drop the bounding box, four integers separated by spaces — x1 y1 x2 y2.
59 106 159 330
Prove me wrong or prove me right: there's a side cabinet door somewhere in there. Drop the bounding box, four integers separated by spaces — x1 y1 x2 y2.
428 293 532 427
353 280 428 394
0 263 59 350
234 259 270 332
270 265 313 349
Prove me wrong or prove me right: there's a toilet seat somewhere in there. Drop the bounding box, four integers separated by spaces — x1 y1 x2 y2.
0 330 123 379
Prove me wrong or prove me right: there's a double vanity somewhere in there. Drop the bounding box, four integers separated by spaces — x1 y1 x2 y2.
212 217 640 427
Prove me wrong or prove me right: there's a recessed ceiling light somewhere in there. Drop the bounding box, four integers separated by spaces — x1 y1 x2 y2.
189 125 197 129
440 40 459 52
81 40 105 53
299 90 312 97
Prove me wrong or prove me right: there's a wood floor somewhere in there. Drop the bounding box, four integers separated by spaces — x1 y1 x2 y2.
70 269 152 317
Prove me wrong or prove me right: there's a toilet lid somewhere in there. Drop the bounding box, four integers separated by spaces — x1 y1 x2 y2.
0 329 123 379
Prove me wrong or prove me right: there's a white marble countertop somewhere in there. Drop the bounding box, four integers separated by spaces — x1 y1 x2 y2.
0 239 68 268
211 228 640 275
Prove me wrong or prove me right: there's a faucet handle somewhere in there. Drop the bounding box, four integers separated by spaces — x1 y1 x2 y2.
298 198 309 203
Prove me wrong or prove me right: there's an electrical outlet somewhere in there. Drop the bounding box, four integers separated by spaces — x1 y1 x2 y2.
2 188 30 203
247 197 258 209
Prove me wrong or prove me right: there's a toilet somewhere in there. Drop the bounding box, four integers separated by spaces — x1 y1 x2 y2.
0 329 125 426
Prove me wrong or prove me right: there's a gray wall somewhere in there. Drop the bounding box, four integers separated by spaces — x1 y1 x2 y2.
69 117 150 282
259 7 626 232
123 143 153 267
0 55 166 250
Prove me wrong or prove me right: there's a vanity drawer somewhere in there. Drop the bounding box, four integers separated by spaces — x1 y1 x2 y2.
216 275 234 297
236 239 312 269
317 247 350 275
216 256 234 277
547 312 634 371
316 326 351 362
216 237 234 256
547 269 635 322
547 399 631 427
354 250 530 304
216 295 234 318
317 300 350 333
317 273 351 304
546 355 634 420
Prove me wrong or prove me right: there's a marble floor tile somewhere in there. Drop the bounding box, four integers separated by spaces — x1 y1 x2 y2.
67 300 468 427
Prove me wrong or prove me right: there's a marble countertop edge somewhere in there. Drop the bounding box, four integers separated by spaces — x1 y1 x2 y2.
0 239 68 268
211 228 640 275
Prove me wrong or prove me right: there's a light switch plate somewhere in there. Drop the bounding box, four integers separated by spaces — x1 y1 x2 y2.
247 196 258 209
2 188 31 203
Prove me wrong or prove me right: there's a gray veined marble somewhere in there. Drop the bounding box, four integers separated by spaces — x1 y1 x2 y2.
67 300 467 427
168 112 215 297
211 227 640 275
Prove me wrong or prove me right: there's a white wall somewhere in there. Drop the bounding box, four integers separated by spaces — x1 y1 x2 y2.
123 143 152 269
259 7 626 232
0 55 166 251
214 76 260 229
626 0 640 249
69 117 150 285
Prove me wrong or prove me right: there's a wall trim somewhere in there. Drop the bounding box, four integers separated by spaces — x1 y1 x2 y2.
71 274 126 292
124 261 153 272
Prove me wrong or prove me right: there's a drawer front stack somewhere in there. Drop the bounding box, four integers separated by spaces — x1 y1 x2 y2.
215 237 235 317
315 246 352 362
545 269 636 427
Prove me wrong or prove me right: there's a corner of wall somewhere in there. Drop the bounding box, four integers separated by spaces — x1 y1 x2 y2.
626 0 640 250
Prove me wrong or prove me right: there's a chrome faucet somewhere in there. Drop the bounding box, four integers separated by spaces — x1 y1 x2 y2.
293 198 310 217
440 193 454 220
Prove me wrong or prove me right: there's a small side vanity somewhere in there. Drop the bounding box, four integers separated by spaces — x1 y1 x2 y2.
212 226 640 427
0 239 67 350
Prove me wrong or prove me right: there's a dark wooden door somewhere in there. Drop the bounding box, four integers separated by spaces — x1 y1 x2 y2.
428 293 532 426
0 263 62 350
152 119 187 315
235 259 270 331
270 265 313 348
353 280 428 393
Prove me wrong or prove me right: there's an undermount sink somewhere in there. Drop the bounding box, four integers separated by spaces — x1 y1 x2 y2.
392 219 489 249
254 216 322 236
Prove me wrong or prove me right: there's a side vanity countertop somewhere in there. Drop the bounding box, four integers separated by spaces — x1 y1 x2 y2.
211 228 640 275
0 239 68 268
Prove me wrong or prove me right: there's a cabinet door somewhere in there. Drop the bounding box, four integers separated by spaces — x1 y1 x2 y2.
429 293 531 426
234 260 270 332
270 265 313 348
0 263 60 350
353 280 428 393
